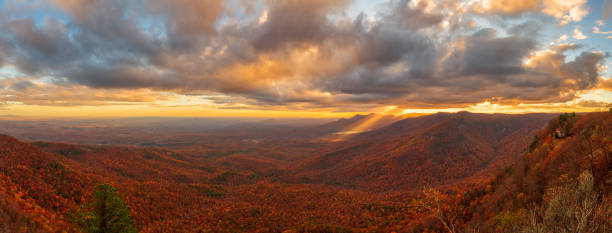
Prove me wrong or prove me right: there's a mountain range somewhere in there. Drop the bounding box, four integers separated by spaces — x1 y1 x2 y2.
1 111 610 232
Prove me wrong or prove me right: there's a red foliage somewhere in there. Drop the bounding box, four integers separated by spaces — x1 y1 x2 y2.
4 112 604 232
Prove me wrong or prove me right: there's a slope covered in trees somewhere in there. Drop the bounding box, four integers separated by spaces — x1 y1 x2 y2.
411 111 612 232
3 111 607 232
297 112 553 191
0 133 421 232
0 134 93 232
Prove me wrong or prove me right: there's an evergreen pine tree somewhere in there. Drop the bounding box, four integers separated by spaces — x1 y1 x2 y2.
74 183 137 233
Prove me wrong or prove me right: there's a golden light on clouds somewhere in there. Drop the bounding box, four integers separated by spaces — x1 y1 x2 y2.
472 0 589 25
0 0 610 118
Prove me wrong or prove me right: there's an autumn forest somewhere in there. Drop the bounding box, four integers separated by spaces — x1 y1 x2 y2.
0 111 610 232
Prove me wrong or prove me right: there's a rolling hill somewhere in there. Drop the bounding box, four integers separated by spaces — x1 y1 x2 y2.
2 111 609 232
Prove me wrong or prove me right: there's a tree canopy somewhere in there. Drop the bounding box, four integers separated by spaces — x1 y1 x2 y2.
74 183 137 233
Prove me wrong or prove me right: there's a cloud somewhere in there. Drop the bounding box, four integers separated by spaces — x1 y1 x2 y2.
150 0 226 50
557 34 569 42
447 29 535 76
0 77 174 106
598 78 612 90
603 0 612 19
525 44 604 92
541 0 590 25
508 21 543 38
389 0 445 30
593 26 612 34
0 0 607 111
0 42 5 67
573 99 611 108
51 0 160 55
2 17 79 74
472 0 539 15
251 0 349 51
9 79 34 91
473 0 589 25
573 26 587 39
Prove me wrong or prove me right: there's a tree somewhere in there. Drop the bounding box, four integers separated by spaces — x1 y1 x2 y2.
411 188 460 233
522 170 605 233
529 135 539 152
558 112 576 135
74 183 137 233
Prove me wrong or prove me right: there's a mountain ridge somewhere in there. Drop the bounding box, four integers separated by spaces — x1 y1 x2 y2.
296 112 554 191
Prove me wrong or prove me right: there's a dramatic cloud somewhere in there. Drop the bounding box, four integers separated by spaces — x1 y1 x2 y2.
0 0 609 112
599 78 612 90
527 47 603 91
0 77 174 106
473 0 589 25
251 0 349 51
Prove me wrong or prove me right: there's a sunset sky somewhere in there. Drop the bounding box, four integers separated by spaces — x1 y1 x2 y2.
0 0 611 118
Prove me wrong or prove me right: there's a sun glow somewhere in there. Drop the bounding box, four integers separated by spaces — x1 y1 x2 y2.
0 104 363 119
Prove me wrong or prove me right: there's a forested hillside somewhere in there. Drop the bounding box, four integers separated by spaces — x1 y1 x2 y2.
297 112 552 191
412 111 612 232
1 112 608 232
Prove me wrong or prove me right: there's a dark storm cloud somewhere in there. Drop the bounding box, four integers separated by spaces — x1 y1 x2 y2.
53 0 161 56
560 52 605 89
2 18 80 74
0 0 607 108
524 45 605 92
9 79 33 91
508 21 543 37
450 29 536 76
151 0 225 50
63 65 181 89
251 0 349 51
0 40 6 67
314 26 538 105
355 23 436 69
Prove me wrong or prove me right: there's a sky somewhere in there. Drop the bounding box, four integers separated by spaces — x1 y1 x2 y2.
0 0 611 118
